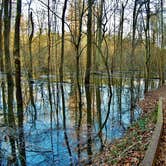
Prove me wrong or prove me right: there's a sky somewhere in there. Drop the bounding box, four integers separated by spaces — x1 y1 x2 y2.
20 0 166 36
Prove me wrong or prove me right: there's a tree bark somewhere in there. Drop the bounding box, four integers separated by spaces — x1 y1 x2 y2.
13 0 26 165
4 0 16 160
0 0 7 125
85 0 93 162
28 11 37 121
0 0 4 71
60 0 68 129
160 0 165 85
144 0 151 93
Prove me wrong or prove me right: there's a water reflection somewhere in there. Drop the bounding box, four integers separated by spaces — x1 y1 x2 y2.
0 74 159 165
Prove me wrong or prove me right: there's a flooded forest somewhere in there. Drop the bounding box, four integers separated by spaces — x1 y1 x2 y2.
0 0 165 165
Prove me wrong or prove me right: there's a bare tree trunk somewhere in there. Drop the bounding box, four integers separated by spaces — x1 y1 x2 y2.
73 0 84 128
130 0 137 123
28 11 37 121
47 0 51 75
0 1 7 125
53 2 60 127
47 0 54 140
130 0 145 120
0 0 4 72
13 0 26 165
85 0 92 86
4 0 16 161
96 0 104 69
95 0 104 148
144 0 151 93
59 0 68 129
160 0 165 85
131 0 137 69
28 11 34 80
85 0 93 162
118 2 126 125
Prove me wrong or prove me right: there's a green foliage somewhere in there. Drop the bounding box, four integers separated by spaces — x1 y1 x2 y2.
138 119 146 131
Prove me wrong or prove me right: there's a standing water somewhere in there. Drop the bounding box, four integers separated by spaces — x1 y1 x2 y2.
0 73 159 165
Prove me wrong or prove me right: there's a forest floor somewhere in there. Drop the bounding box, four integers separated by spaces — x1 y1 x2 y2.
151 85 166 165
91 85 166 166
139 85 166 165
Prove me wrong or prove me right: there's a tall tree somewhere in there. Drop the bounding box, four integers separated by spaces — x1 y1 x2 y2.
4 0 16 161
47 0 54 137
95 0 104 147
160 0 165 85
96 0 104 70
47 0 51 74
67 0 85 127
28 0 33 80
0 0 3 72
28 11 37 120
85 0 93 162
13 0 26 165
117 1 128 124
144 0 151 93
85 0 92 86
59 0 68 128
0 0 7 125
130 0 145 71
130 0 142 123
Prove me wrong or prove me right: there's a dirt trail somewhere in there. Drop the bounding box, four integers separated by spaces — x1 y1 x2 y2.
139 85 166 165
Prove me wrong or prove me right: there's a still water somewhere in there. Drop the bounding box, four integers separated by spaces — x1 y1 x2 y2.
0 74 159 165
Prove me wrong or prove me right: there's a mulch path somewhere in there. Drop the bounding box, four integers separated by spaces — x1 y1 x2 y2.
139 85 166 165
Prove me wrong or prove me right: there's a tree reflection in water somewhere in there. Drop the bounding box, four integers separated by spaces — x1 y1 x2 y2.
0 75 159 165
